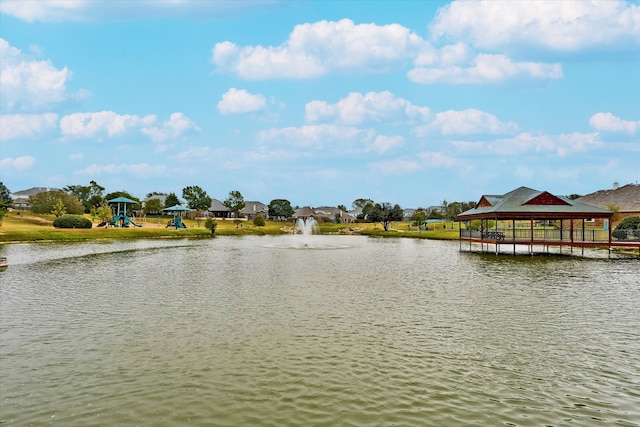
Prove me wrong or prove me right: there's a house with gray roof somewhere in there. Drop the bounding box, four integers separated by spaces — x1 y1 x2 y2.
577 182 640 227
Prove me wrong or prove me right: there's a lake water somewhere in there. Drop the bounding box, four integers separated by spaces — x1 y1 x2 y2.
1 236 639 426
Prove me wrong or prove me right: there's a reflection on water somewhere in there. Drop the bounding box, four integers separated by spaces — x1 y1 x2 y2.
1 237 639 426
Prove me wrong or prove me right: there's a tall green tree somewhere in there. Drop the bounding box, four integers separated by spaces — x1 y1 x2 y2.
182 186 212 211
0 182 12 223
268 199 294 219
368 202 404 231
143 198 163 214
412 208 427 233
105 191 141 211
30 190 84 215
64 180 105 212
164 192 180 208
224 190 245 223
352 198 373 209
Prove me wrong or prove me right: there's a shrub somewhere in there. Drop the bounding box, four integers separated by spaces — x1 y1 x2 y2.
612 229 628 241
615 216 640 230
53 214 93 229
204 218 217 235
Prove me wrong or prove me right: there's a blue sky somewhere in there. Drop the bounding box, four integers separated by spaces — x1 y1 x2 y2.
1 0 638 208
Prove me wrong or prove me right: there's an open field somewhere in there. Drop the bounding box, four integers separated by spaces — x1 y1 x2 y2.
0 211 459 243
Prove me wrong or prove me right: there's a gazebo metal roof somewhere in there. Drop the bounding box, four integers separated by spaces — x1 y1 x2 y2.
457 186 612 221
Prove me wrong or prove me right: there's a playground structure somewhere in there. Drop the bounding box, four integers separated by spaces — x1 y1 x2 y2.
107 197 142 228
163 204 193 229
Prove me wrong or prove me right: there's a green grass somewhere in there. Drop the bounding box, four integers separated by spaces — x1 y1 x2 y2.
0 211 462 243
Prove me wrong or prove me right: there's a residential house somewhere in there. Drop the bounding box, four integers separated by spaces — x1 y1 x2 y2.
241 201 269 220
208 198 231 219
11 187 60 210
576 182 640 227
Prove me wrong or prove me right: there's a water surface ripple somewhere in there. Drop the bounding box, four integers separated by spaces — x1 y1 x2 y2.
1 237 639 426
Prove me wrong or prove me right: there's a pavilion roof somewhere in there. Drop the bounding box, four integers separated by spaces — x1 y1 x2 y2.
457 186 612 220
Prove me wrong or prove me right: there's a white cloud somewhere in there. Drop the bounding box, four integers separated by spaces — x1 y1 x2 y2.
416 151 457 168
217 88 266 115
415 109 519 136
59 111 198 142
259 124 374 149
69 153 83 161
0 155 36 170
0 113 58 140
409 52 562 84
305 91 431 125
212 19 426 80
175 146 212 161
0 38 86 112
452 132 601 157
0 0 285 22
430 0 640 53
589 112 639 134
141 112 200 142
371 158 422 175
369 135 404 154
60 111 156 138
76 163 167 176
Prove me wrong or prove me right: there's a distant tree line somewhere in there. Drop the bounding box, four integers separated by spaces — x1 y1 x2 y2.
1 181 477 230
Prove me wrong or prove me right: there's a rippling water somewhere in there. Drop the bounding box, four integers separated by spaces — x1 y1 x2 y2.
1 237 639 426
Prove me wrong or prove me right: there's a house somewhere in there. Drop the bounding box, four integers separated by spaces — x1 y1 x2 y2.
576 182 640 227
241 201 269 220
208 198 231 219
11 187 60 210
293 206 351 223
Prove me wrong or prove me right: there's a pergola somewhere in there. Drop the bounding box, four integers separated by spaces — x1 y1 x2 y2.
455 186 636 256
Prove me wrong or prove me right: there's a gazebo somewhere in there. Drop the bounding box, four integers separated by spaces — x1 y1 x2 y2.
456 186 632 256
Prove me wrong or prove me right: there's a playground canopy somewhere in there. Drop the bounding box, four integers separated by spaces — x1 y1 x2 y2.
163 205 193 215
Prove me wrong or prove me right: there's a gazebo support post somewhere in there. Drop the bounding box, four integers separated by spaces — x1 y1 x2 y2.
570 218 574 254
529 218 534 256
512 219 516 255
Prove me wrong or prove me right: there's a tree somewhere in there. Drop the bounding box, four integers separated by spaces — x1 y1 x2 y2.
64 180 105 212
52 198 67 217
0 182 11 223
441 199 474 223
164 192 180 208
338 204 347 212
143 198 163 215
353 198 373 209
30 190 84 215
182 186 212 211
412 208 427 233
224 190 245 226
253 214 265 228
268 199 294 219
204 218 218 235
368 202 404 231
607 204 621 223
96 202 113 223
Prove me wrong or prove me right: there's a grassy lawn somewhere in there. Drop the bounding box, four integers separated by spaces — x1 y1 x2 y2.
0 211 460 243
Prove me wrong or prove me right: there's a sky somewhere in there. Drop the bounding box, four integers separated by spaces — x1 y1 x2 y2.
1 0 639 209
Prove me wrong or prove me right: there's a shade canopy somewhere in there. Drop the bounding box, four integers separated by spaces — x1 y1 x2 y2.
108 196 138 204
163 204 194 212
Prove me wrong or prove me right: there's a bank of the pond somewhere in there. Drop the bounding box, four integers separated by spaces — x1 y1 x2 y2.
0 211 459 243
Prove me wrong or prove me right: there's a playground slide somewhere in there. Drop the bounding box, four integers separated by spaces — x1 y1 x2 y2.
129 220 142 227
